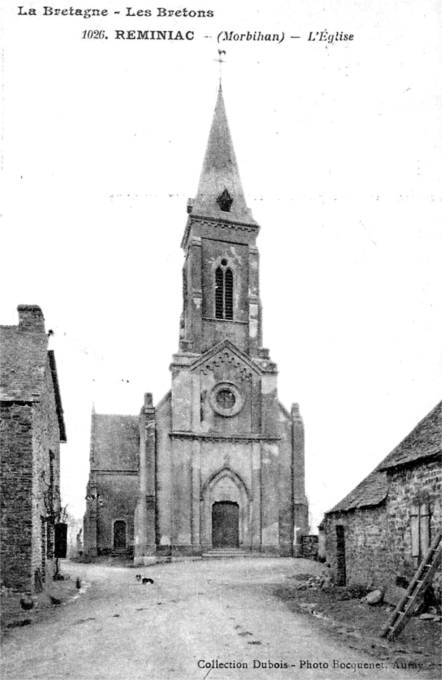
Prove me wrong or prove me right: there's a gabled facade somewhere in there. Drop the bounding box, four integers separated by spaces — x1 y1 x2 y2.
0 305 67 592
323 401 442 596
84 86 309 562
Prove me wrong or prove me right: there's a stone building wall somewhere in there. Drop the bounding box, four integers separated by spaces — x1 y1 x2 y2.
386 460 441 596
0 306 65 593
0 402 34 590
32 360 61 586
325 459 442 595
324 504 389 588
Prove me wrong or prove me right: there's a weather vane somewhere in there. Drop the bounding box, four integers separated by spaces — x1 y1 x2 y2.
214 49 226 82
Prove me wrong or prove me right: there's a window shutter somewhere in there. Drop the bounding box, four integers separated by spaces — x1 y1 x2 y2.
410 505 420 558
420 504 430 556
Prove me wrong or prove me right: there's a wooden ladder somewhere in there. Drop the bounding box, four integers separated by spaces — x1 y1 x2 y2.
380 529 442 640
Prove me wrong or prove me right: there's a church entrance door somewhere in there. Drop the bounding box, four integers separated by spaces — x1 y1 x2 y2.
212 501 239 548
113 520 127 550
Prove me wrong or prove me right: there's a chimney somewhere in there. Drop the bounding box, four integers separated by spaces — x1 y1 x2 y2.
17 305 46 333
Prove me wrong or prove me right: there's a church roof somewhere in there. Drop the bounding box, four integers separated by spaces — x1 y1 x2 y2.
191 85 257 226
91 413 139 471
326 400 442 514
0 306 66 441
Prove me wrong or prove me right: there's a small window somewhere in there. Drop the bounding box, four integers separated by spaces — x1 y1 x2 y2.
216 188 233 212
216 388 236 410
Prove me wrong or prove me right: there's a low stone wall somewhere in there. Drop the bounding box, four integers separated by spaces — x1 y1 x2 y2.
301 535 319 560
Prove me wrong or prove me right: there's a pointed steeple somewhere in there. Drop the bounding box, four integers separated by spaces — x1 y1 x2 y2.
191 85 256 225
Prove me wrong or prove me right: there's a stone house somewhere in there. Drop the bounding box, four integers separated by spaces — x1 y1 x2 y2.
83 86 309 562
0 305 67 592
323 401 441 595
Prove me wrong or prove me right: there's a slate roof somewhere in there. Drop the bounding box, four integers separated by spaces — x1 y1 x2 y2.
191 85 257 226
326 400 442 514
0 314 66 441
91 413 139 471
379 400 442 471
326 467 388 514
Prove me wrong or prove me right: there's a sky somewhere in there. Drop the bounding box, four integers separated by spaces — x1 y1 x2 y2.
1 0 441 531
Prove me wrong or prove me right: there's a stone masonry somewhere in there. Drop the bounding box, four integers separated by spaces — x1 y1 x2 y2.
324 402 442 597
0 306 67 592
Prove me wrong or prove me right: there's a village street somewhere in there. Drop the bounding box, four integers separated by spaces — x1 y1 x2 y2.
1 558 425 680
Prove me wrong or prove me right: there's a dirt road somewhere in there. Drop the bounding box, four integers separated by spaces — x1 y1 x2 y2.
0 558 424 680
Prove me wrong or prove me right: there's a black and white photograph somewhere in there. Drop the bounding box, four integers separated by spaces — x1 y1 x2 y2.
1 1 441 678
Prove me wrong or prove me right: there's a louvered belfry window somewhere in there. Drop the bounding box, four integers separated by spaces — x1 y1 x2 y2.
225 268 233 319
215 260 234 320
215 267 224 318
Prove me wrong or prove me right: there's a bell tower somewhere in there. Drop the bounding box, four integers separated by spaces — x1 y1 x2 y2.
134 83 309 564
179 85 266 360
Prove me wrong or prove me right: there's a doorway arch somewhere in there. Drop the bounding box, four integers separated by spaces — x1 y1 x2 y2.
201 468 251 550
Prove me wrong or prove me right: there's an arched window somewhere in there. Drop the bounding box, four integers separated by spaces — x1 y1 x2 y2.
215 267 224 319
215 262 234 320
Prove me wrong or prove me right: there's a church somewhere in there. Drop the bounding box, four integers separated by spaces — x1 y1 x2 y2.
83 86 309 562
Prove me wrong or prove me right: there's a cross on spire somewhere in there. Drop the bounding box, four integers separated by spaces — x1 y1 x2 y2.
214 49 226 81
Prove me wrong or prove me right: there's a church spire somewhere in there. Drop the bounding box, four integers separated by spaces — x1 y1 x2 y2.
191 85 256 225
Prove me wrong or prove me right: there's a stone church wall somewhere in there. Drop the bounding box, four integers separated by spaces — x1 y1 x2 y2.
94 474 138 554
171 437 193 554
261 442 281 552
201 241 249 321
278 409 295 555
155 394 172 556
202 320 247 356
199 367 255 436
201 240 249 353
